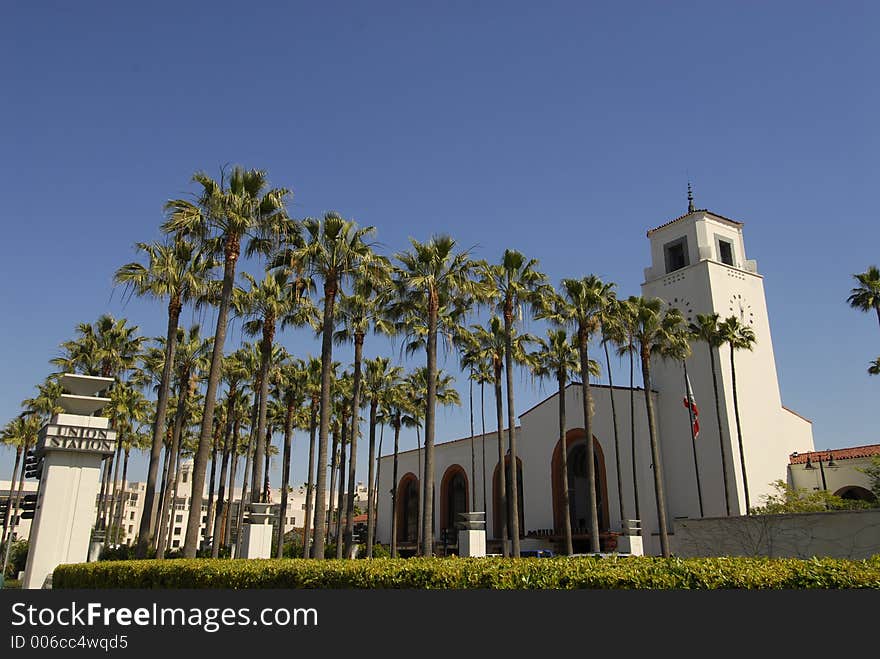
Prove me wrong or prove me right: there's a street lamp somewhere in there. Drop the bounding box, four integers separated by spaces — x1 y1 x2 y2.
804 452 838 491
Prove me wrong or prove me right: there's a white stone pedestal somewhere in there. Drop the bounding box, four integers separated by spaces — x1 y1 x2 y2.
240 523 273 559
458 529 486 557
616 534 644 556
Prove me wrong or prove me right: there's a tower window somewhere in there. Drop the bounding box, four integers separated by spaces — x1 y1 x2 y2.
664 237 689 273
718 240 734 266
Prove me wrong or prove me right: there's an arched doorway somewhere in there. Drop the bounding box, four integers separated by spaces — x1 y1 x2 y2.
492 456 524 539
834 485 877 503
440 465 469 538
395 473 419 544
551 429 609 538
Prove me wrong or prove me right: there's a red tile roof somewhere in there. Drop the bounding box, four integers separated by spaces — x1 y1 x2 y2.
646 209 744 237
789 444 880 464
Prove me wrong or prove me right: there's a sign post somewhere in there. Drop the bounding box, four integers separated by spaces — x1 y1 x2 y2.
22 374 116 589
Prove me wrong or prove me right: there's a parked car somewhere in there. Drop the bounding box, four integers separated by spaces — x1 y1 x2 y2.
519 549 555 558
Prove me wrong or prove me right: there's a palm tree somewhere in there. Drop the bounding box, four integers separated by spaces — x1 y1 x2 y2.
481 249 547 556
333 272 393 557
53 315 144 537
114 236 217 557
154 327 212 557
52 314 144 380
616 298 641 523
539 276 605 553
387 379 418 558
272 358 307 557
847 265 880 332
598 288 628 530
631 296 686 557
663 321 703 517
869 357 880 376
235 270 312 505
690 313 732 516
113 426 151 545
718 316 757 514
529 329 586 554
270 213 380 560
391 235 483 556
361 357 402 557
1 414 41 549
163 166 292 557
471 359 493 513
208 349 249 557
467 316 533 556
104 382 150 543
300 356 324 557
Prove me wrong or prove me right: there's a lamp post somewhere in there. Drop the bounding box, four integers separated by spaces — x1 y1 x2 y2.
804 452 838 491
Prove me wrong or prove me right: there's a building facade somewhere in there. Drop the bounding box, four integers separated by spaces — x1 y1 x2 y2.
376 205 817 555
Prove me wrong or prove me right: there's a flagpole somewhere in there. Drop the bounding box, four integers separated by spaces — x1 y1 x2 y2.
683 360 704 517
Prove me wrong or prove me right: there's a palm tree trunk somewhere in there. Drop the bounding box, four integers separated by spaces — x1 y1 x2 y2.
605 340 627 529
184 242 238 558
252 322 274 504
223 422 240 552
276 402 295 558
1 446 22 547
262 425 272 503
152 430 172 544
344 335 364 557
557 374 573 555
469 373 476 511
503 314 521 556
95 451 113 536
105 442 123 539
422 299 438 556
4 438 31 558
390 415 401 558
579 330 600 554
683 360 704 517
164 449 183 555
335 417 348 558
480 380 487 513
116 448 131 545
370 421 384 556
366 398 378 558
326 428 339 551
642 351 670 558
493 368 508 557
205 429 220 549
136 299 180 558
155 388 186 558
234 420 256 556
629 350 640 522
212 411 234 558
729 346 750 514
708 345 732 515
311 282 337 560
183 242 239 558
303 399 318 558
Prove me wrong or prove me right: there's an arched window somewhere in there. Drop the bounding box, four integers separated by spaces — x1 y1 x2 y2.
493 457 524 539
395 473 419 543
440 465 469 536
551 430 609 537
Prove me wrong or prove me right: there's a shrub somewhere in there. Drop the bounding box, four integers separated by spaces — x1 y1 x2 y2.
2 540 28 579
52 555 880 589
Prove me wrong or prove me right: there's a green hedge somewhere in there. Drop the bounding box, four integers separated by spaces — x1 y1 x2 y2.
53 555 880 589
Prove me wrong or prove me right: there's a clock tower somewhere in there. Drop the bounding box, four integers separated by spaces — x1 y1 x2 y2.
641 201 813 519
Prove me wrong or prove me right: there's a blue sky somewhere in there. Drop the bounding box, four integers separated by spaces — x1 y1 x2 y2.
1 2 878 490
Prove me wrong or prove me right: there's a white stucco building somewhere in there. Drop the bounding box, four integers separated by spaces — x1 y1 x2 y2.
376 203 817 556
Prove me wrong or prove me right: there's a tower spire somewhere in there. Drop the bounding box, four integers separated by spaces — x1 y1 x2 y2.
687 181 695 213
